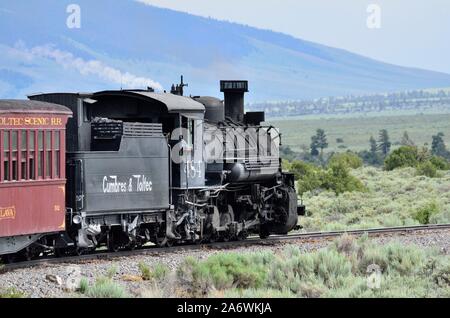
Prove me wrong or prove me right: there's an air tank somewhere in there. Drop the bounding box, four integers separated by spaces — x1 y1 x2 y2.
225 163 278 183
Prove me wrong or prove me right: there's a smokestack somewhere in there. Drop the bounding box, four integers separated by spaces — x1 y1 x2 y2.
220 80 248 123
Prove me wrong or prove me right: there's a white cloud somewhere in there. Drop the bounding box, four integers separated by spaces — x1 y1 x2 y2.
135 0 155 6
15 43 163 91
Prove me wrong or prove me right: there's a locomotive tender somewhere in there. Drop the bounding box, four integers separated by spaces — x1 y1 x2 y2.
0 79 302 260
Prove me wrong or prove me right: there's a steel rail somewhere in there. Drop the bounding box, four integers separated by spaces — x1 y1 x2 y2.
2 223 450 271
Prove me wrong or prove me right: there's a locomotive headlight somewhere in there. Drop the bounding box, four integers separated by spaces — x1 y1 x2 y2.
72 215 82 225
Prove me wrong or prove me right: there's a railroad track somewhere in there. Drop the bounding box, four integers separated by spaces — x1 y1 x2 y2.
3 223 450 271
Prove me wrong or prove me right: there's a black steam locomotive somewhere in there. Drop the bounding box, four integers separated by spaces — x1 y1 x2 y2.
2 79 302 258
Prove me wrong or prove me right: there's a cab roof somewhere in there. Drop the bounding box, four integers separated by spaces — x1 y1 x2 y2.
92 90 205 113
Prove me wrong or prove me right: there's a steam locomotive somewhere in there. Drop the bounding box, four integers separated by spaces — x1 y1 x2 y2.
0 79 303 261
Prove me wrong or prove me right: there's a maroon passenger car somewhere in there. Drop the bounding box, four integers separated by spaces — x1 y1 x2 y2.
0 100 72 258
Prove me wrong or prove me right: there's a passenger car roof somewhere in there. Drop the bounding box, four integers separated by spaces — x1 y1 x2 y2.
0 100 72 115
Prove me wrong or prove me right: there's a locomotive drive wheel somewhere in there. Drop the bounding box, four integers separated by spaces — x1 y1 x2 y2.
155 236 168 247
205 231 219 244
75 247 88 256
221 232 231 242
135 241 143 249
108 242 120 253
237 231 249 241
125 243 137 251
107 231 121 252
54 248 69 258
165 239 175 247
259 226 270 239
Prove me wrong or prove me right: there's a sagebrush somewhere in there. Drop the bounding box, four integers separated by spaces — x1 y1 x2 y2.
175 236 450 298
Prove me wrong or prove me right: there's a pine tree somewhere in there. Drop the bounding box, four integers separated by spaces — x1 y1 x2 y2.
310 135 319 156
369 136 377 155
378 129 391 157
315 129 328 157
363 135 382 165
431 132 447 157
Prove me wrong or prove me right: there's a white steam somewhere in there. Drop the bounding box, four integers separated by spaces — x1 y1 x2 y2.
18 43 163 90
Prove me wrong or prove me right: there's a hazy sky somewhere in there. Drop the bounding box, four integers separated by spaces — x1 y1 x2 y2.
137 0 450 74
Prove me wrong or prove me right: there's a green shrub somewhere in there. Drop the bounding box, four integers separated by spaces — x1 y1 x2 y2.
429 258 450 288
368 275 431 298
177 253 271 296
153 263 170 281
279 145 299 162
295 281 327 298
106 265 118 279
332 234 360 256
0 287 25 298
414 202 440 224
429 210 450 223
78 274 129 298
429 156 450 170
138 262 169 282
154 264 169 281
177 256 198 281
290 159 366 196
384 146 419 171
269 247 353 291
290 161 325 195
267 258 301 292
88 280 128 298
81 277 129 298
315 249 353 287
358 247 389 274
281 159 292 172
200 253 267 289
323 162 366 195
359 150 384 166
328 152 363 169
79 277 89 294
321 276 369 298
138 262 152 281
416 161 438 178
382 243 426 275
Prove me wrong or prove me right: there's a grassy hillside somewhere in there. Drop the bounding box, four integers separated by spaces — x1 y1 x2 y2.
300 167 450 232
272 113 450 154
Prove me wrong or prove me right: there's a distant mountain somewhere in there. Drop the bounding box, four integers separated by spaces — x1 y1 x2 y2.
1 0 450 102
